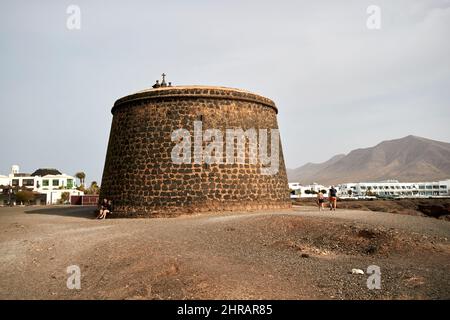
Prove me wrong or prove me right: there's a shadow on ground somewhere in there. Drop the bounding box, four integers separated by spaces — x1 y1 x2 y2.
25 206 97 219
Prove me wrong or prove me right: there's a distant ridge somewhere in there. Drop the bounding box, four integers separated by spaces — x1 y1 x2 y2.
288 135 450 185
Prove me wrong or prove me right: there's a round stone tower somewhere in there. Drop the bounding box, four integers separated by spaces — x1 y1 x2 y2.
100 82 291 217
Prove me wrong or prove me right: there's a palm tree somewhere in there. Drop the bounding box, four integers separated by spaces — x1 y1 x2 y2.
75 172 86 186
88 181 100 194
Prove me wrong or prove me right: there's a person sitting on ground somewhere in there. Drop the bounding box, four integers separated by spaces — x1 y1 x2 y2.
317 191 325 211
97 198 108 219
106 200 113 218
99 199 113 219
329 186 337 211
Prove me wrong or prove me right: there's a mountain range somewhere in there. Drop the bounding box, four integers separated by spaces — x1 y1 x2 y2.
287 135 450 185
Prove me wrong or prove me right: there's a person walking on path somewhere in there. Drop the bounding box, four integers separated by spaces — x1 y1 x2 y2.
329 186 337 211
317 191 325 211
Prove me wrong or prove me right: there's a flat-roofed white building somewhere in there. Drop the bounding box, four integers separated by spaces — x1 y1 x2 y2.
289 179 450 199
1 165 83 205
289 182 329 198
337 179 450 198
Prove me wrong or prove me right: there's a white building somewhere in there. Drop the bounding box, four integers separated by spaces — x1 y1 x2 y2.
288 182 329 198
0 165 83 205
337 179 450 198
289 179 450 199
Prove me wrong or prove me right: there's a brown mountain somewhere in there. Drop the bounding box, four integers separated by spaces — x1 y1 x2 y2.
288 135 450 185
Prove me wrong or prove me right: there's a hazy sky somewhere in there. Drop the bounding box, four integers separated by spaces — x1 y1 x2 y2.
1 0 449 184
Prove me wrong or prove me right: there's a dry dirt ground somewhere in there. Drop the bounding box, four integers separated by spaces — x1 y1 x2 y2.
294 198 450 220
0 205 449 300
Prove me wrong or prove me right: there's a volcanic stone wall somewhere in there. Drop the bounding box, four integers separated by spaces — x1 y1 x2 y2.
100 86 291 217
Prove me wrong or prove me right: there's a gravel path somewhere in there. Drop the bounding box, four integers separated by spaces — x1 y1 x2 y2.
0 205 449 300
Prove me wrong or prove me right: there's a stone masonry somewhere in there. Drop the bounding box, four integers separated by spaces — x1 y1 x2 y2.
100 85 291 217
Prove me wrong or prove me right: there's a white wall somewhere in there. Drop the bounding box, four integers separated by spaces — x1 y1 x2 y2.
0 175 9 187
44 189 84 205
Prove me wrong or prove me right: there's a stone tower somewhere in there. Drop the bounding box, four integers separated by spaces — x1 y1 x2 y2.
100 79 291 217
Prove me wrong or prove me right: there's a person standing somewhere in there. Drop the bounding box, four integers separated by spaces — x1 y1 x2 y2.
317 191 325 211
329 186 337 211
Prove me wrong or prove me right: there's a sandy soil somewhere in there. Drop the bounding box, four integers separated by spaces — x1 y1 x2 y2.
0 205 449 300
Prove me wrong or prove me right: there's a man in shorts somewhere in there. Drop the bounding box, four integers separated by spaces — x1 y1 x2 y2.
329 186 337 211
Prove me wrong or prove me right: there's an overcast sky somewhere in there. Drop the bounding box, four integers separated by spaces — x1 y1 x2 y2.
1 0 449 184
